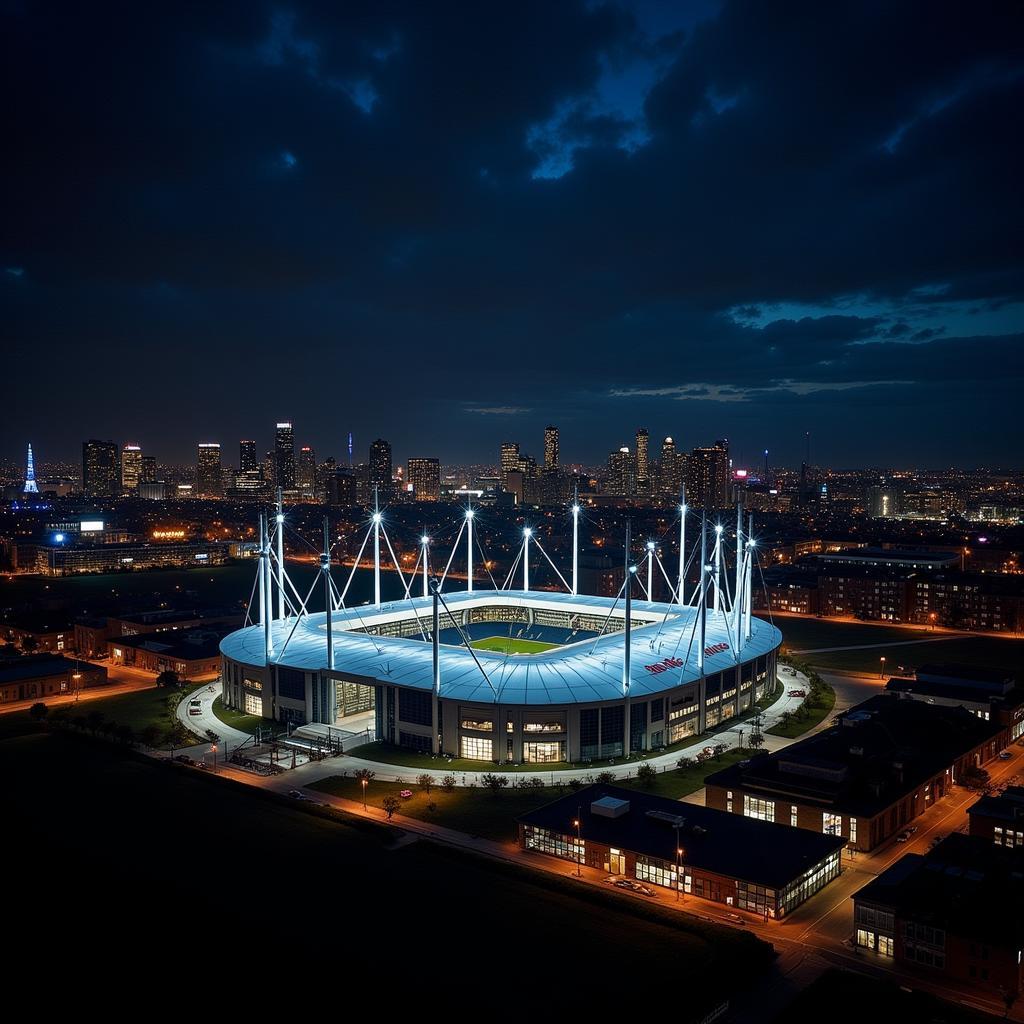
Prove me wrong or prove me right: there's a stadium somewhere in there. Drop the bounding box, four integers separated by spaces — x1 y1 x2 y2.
220 501 782 764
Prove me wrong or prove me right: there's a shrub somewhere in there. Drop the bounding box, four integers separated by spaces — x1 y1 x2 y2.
677 755 696 770
636 763 657 788
595 771 615 784
417 773 436 793
29 702 48 722
441 774 457 793
481 773 509 794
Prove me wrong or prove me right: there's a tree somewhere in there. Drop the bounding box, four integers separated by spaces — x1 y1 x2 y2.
747 732 765 750
441 774 457 793
636 763 657 788
713 743 728 760
417 773 436 794
20 635 39 653
29 702 48 722
381 795 401 820
481 773 509 795
595 770 615 784
155 669 180 689
139 724 161 748
354 767 375 784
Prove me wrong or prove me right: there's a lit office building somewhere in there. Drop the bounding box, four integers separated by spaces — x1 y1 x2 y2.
275 422 295 490
687 445 730 510
659 436 683 497
407 458 441 502
544 426 559 470
607 446 635 497
82 440 120 499
297 445 316 495
120 444 142 493
635 428 650 493
140 455 157 484
239 439 258 474
867 485 899 518
500 442 520 488
196 443 222 498
369 438 393 500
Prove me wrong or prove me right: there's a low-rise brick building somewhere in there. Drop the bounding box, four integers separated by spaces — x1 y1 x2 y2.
853 834 1023 998
705 695 1004 852
0 654 107 704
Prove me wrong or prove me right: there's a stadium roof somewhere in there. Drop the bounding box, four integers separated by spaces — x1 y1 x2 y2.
219 590 782 705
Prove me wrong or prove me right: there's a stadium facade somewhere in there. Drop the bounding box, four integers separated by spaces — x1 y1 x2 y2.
220 496 782 764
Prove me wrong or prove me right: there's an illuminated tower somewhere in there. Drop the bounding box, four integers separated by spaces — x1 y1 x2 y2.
23 443 39 494
275 421 295 490
121 443 142 493
635 428 649 493
543 426 559 470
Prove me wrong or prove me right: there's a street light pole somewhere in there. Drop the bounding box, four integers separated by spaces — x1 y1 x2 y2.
574 809 582 877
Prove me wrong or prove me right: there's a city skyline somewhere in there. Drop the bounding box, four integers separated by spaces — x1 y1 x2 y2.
3 3 1023 467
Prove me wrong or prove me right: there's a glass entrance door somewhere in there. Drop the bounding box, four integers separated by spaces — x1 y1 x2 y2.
609 849 625 874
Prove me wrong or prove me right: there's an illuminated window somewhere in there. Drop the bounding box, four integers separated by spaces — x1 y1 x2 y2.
460 719 493 732
791 804 798 827
459 736 493 760
856 929 875 950
523 741 564 763
850 817 858 844
244 677 263 692
523 721 564 733
244 692 261 715
823 812 842 836
744 795 774 822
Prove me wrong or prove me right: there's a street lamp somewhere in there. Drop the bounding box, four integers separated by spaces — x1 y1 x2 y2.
211 744 217 773
676 846 684 901
573 811 582 876
879 655 886 679
361 776 368 810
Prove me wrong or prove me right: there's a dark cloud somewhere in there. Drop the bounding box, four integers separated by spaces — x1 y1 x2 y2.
1 1 1021 467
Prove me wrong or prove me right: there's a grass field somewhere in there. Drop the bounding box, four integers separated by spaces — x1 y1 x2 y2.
469 635 560 654
4 729 773 1012
310 750 750 838
768 615 1024 677
211 696 266 734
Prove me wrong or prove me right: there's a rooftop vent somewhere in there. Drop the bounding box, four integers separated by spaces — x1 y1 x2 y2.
591 796 630 819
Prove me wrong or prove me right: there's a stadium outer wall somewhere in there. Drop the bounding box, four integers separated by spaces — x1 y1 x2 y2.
220 612 782 765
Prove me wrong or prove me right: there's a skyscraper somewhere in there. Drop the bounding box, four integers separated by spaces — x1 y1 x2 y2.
500 442 520 488
659 436 682 497
196 443 222 498
23 443 38 494
297 445 316 494
82 440 119 499
607 446 636 497
121 443 143 493
635 427 650 493
275 421 295 490
141 455 157 484
544 426 559 470
368 438 393 500
239 439 258 474
687 446 730 510
407 458 441 501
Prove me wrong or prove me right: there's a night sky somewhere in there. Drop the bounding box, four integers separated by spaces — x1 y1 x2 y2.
3 2 1022 469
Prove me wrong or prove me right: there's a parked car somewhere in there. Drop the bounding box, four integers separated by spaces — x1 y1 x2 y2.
788 689 806 698
188 707 202 716
174 754 194 765
399 789 413 798
896 830 912 843
288 790 305 800
999 751 1013 760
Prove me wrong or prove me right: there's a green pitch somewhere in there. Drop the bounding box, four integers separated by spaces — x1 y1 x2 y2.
469 636 560 655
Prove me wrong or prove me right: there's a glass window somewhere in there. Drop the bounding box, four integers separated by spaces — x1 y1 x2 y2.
823 812 842 836
460 718 493 732
523 741 565 763
856 929 875 950
459 735 493 761
398 689 432 726
243 677 263 692
849 817 857 844
636 855 677 890
522 825 584 863
744 795 775 822
523 720 564 733
244 692 261 715
791 805 798 828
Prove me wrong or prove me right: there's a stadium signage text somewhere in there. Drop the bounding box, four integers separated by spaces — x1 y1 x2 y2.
643 643 730 675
